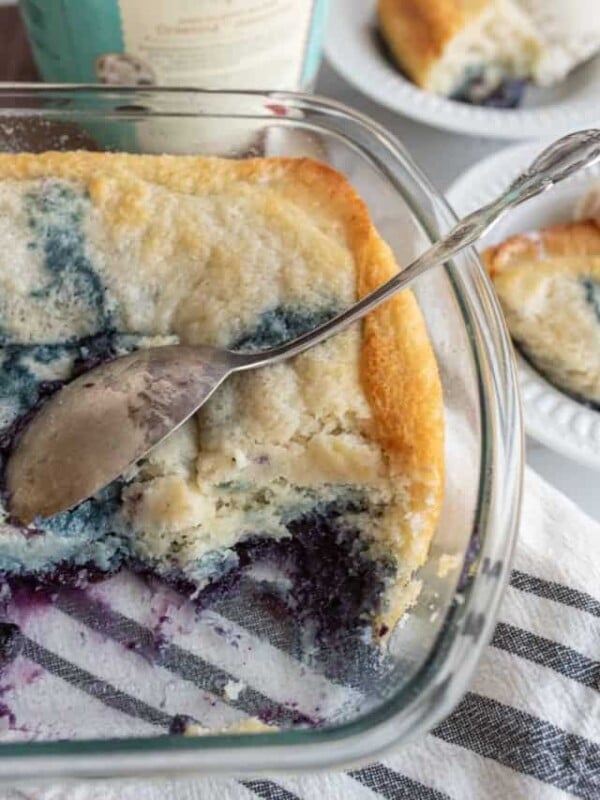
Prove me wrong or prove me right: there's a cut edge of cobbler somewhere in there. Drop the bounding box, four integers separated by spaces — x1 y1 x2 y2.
0 322 402 662
510 275 600 412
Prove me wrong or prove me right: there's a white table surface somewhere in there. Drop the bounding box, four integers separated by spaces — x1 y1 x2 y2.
316 61 600 523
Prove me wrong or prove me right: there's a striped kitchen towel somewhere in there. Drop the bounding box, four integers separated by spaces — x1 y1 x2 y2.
2 466 599 800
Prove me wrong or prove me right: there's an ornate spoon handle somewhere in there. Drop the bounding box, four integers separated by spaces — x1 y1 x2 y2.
239 129 600 370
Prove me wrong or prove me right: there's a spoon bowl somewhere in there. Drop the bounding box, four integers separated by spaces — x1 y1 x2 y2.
6 345 243 524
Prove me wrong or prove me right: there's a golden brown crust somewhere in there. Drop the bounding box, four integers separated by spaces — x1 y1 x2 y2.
377 0 488 88
358 235 444 528
483 220 600 277
0 151 444 599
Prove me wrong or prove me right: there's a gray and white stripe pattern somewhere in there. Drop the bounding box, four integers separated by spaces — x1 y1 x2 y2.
1 469 599 800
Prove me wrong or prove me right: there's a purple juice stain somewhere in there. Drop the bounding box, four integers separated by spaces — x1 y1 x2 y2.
5 584 55 623
458 527 482 592
0 703 16 728
123 637 168 664
0 622 35 734
20 664 43 686
77 583 171 666
234 506 391 643
3 566 109 606
147 589 181 653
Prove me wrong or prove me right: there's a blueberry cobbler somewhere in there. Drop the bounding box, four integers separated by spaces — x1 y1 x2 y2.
0 152 444 644
484 219 600 409
377 0 600 108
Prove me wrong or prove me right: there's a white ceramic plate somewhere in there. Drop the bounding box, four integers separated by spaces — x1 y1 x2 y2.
324 0 600 139
447 142 600 469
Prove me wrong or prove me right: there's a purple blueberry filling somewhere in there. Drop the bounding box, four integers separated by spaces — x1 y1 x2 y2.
231 305 337 352
238 506 391 639
24 182 114 331
451 71 527 108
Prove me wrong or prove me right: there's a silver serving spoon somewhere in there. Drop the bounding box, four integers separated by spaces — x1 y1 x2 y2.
7 129 600 525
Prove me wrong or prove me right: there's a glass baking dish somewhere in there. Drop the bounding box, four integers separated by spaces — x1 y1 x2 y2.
0 85 522 781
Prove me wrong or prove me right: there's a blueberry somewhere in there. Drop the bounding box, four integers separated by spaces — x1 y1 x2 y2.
480 78 527 109
169 714 195 735
452 73 527 109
